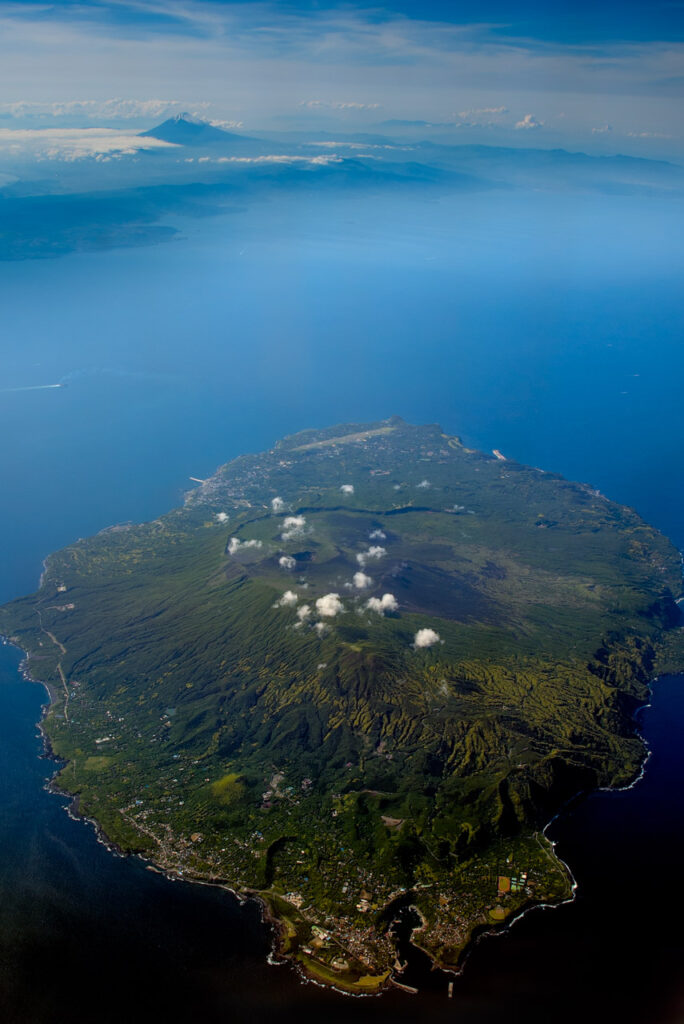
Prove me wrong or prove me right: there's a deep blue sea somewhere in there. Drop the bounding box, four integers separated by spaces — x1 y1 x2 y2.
0 186 683 1022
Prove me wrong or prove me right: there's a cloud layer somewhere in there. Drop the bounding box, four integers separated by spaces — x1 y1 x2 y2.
0 126 177 161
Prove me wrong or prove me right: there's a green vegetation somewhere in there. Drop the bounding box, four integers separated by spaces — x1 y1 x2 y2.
1 416 681 991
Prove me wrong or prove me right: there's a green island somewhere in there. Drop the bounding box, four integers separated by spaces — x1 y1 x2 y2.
2 417 682 993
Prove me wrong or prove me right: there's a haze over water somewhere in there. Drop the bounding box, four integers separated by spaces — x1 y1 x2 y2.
2 186 683 605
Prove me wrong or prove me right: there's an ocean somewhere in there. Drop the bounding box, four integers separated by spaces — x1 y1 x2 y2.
0 184 682 1021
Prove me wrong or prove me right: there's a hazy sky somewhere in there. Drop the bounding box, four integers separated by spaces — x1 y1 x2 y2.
0 0 681 159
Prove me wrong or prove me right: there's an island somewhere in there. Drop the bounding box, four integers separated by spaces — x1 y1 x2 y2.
1 416 682 994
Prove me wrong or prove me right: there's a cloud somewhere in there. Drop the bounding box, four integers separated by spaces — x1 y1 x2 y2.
626 129 673 138
315 593 344 617
413 628 441 648
281 515 307 540
279 555 296 570
515 114 544 130
591 124 613 134
457 106 507 118
451 106 510 128
0 98 188 121
353 571 373 589
309 140 410 151
215 511 229 523
271 496 285 513
274 589 298 608
356 545 386 567
227 537 262 554
0 126 177 160
297 604 311 622
417 479 430 489
366 593 398 615
211 154 343 166
209 118 244 130
301 100 381 110
0 4 681 159
340 483 354 494
314 621 328 636
369 529 386 540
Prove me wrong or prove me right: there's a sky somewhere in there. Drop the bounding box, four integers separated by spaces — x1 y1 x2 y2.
0 0 682 160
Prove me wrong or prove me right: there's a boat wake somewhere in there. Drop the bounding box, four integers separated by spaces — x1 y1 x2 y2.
0 383 64 393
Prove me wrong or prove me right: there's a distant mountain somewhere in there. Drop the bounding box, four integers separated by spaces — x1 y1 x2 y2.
139 112 252 147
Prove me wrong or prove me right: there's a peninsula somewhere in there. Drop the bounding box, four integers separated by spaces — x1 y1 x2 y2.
1 417 682 993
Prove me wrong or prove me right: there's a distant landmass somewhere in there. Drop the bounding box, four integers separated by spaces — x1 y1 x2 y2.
1 417 682 993
139 112 254 147
2 112 682 262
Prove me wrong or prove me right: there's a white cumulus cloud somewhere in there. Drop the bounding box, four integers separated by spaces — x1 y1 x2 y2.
281 515 307 540
315 593 344 617
340 484 354 494
215 511 229 523
515 114 544 130
417 479 430 489
413 628 441 648
274 589 298 608
314 621 329 636
369 529 386 540
279 555 296 570
353 571 373 589
297 604 312 622
356 545 386 567
271 496 285 513
366 593 399 615
227 537 262 554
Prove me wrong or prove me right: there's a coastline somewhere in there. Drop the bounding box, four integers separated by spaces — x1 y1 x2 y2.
1 630 671 997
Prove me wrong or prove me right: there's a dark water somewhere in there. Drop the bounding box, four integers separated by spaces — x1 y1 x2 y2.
0 188 683 1021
